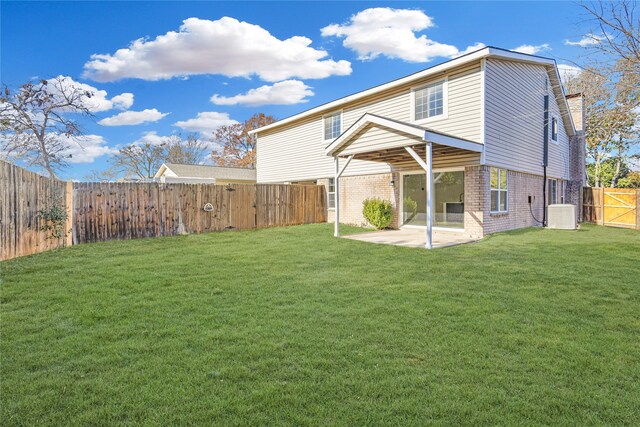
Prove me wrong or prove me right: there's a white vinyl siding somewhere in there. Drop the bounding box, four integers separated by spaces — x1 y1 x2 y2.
256 63 483 183
484 59 570 179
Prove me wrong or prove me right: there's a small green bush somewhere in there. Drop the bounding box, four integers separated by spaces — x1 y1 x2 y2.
39 203 68 240
362 198 393 229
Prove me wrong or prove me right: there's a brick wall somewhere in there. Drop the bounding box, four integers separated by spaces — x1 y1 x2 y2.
323 166 552 237
464 165 545 237
320 172 400 228
566 94 586 221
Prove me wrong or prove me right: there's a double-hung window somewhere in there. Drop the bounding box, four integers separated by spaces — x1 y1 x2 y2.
490 168 508 213
548 179 558 205
414 81 445 121
327 178 336 209
324 112 341 140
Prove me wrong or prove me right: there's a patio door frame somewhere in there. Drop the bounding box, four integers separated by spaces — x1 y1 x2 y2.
399 167 466 232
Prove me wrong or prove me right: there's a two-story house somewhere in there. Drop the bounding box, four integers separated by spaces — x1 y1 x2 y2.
250 47 585 247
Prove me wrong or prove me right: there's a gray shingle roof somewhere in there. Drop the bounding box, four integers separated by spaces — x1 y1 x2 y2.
164 163 256 180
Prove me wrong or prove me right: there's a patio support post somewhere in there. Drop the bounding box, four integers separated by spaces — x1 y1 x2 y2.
334 156 340 237
404 145 433 249
333 155 354 238
425 142 433 249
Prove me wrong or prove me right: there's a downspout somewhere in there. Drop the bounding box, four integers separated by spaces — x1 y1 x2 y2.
542 94 549 227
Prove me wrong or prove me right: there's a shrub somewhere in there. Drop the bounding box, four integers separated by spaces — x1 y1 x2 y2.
362 198 393 229
39 200 69 240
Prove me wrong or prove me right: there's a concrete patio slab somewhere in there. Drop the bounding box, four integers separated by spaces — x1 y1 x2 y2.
343 227 479 249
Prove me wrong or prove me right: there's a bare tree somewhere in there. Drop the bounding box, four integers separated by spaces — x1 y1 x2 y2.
110 143 167 180
0 77 94 178
582 0 640 65
565 59 639 187
212 113 276 168
166 133 208 164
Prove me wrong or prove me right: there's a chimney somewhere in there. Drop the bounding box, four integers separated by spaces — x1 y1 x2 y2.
564 93 586 221
565 93 584 132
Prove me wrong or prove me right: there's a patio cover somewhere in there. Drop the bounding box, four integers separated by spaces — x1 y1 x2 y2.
325 113 483 249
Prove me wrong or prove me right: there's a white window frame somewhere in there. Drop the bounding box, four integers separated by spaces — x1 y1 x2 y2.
490 167 508 213
323 111 342 141
548 178 558 205
411 78 448 123
551 117 558 143
327 178 336 209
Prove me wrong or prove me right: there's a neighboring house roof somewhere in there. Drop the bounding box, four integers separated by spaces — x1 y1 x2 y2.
250 46 575 137
154 163 256 181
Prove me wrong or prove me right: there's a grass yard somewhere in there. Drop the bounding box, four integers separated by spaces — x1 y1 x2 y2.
1 224 639 425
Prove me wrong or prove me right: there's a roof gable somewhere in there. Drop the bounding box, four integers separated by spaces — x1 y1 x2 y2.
251 46 574 137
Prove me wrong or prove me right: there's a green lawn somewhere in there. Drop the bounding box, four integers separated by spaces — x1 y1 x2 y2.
1 224 639 425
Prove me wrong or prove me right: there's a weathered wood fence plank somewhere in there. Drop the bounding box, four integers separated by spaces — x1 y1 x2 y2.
0 161 69 260
2 161 327 260
71 182 326 244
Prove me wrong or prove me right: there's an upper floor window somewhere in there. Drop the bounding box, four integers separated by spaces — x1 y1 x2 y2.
490 168 508 213
324 112 341 140
414 81 445 121
551 117 558 142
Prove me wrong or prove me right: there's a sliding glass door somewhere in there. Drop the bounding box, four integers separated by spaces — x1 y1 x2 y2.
401 171 465 229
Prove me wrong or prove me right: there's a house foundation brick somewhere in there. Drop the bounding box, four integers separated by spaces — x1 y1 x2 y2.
465 165 546 237
322 166 562 237
320 173 400 228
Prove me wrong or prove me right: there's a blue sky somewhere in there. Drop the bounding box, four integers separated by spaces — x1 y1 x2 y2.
1 1 594 180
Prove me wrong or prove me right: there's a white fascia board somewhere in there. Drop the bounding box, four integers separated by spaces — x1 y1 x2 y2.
153 163 168 179
250 47 564 136
424 131 484 153
325 113 424 156
252 48 493 136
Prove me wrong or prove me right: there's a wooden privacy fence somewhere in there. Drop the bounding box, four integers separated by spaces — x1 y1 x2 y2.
1 161 72 260
1 161 327 260
72 182 326 244
582 187 640 229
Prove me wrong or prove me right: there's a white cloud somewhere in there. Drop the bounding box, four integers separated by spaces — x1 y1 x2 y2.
83 17 351 82
132 130 220 151
211 80 314 106
110 93 134 110
173 112 238 133
99 108 168 126
131 131 173 146
565 33 609 47
52 76 134 112
512 44 551 55
321 7 460 62
450 42 486 58
63 134 117 163
557 64 582 82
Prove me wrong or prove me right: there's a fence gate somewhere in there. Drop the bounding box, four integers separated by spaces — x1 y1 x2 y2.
582 187 639 229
